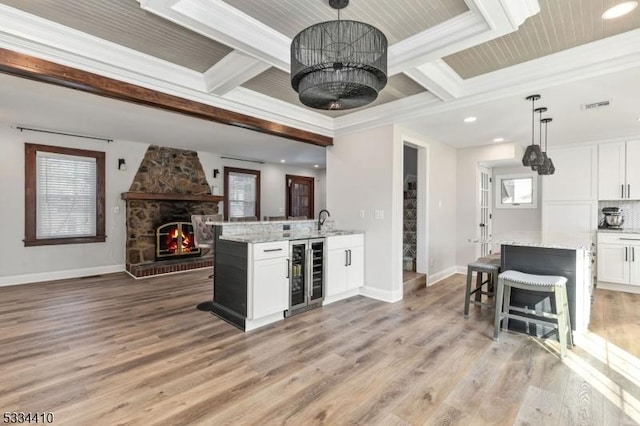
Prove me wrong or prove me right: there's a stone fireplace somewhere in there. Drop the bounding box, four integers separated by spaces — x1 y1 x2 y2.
122 145 223 277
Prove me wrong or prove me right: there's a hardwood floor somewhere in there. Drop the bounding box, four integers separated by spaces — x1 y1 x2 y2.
0 271 638 425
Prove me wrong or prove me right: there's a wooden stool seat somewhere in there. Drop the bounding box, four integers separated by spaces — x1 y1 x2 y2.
493 270 573 357
464 258 501 318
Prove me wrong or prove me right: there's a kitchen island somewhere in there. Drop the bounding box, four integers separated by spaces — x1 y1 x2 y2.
499 234 593 334
206 219 364 331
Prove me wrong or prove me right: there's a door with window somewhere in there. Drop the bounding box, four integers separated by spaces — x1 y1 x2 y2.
224 167 260 220
286 175 314 219
478 166 492 257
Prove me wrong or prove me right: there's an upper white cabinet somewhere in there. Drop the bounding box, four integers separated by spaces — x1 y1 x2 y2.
598 141 640 200
543 145 597 202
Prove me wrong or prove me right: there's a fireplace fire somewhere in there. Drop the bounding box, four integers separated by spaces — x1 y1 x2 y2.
156 221 200 260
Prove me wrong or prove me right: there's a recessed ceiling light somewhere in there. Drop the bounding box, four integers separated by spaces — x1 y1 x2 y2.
464 116 477 123
602 1 638 19
280 159 286 163
314 164 319 168
493 137 505 142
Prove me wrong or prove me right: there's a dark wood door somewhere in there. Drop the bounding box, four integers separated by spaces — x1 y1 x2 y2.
286 175 314 219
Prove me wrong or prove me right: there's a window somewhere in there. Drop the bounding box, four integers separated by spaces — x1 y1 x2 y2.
25 143 106 246
224 167 260 220
495 172 538 209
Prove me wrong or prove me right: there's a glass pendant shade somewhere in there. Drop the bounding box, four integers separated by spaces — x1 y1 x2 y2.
522 144 545 167
291 13 387 110
537 154 553 175
532 152 548 171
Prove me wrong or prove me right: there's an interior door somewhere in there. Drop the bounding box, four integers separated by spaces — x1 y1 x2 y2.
478 166 492 257
286 175 314 219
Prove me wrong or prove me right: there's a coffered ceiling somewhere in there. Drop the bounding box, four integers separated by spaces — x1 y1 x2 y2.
0 0 638 161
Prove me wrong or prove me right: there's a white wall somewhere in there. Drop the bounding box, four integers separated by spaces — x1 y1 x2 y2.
0 122 325 285
0 123 148 284
197 153 325 219
456 143 524 267
491 165 541 238
398 127 458 285
327 124 458 301
327 125 402 301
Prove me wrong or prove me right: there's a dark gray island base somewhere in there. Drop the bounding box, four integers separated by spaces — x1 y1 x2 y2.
500 244 591 335
211 227 249 330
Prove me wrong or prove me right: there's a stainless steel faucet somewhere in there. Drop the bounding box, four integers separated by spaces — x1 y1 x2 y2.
318 209 330 231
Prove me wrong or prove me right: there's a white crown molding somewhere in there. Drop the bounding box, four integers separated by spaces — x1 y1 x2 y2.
224 87 334 135
203 50 270 96
141 0 291 71
388 11 489 75
335 29 640 136
0 4 204 90
470 0 540 30
404 60 464 101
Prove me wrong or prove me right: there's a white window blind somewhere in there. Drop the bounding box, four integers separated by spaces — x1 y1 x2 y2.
228 171 257 218
36 151 97 239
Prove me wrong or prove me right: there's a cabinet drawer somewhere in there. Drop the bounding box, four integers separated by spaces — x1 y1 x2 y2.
327 234 364 250
252 241 288 260
598 233 640 245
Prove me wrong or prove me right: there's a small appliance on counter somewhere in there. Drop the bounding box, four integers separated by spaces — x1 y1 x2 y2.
599 207 624 229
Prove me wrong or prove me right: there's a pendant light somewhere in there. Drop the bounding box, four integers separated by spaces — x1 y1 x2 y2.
531 106 547 171
291 0 388 110
522 95 545 167
538 118 555 175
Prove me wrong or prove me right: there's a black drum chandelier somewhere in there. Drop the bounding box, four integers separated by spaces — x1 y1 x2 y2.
522 94 555 175
290 0 388 110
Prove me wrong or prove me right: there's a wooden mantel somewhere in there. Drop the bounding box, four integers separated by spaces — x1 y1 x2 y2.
121 192 224 202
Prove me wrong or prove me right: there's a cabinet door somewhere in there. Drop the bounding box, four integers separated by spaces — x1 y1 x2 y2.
597 244 629 284
252 257 288 319
544 145 597 201
598 142 626 200
629 245 640 286
346 246 364 290
326 248 348 297
625 141 640 200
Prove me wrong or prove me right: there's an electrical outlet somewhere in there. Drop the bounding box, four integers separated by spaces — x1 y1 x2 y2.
359 210 365 219
113 206 120 214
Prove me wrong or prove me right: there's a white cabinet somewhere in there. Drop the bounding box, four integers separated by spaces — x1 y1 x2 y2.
326 234 364 299
597 233 640 288
543 145 597 202
248 241 289 320
598 140 640 200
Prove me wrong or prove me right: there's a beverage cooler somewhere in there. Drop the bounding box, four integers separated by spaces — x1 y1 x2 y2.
285 238 325 317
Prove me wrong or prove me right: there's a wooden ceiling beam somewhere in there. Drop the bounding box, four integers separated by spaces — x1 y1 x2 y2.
0 48 332 147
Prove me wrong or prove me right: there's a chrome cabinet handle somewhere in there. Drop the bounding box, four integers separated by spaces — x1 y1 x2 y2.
622 184 625 198
264 248 283 252
633 247 636 262
345 250 349 267
625 247 629 262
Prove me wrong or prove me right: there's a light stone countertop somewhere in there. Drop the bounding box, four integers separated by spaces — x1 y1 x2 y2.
220 230 363 244
596 228 640 234
471 232 594 251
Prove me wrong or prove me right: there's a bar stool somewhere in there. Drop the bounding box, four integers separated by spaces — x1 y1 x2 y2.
464 258 501 317
493 270 573 357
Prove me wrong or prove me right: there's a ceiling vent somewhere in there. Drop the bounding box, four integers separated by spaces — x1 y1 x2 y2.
582 100 611 110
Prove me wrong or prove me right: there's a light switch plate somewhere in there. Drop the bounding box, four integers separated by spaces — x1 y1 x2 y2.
375 209 384 220
359 210 365 219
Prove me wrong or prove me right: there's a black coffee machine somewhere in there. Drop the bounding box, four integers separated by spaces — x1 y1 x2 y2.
599 207 624 229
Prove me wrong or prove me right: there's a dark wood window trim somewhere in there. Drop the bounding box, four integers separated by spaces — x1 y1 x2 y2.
223 167 261 221
285 174 315 219
24 143 106 247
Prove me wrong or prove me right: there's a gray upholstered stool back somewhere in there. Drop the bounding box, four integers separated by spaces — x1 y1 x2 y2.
191 214 222 249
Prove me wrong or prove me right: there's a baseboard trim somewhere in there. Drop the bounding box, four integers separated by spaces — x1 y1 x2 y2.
427 266 459 286
0 264 126 287
596 281 640 294
360 285 403 303
324 288 361 305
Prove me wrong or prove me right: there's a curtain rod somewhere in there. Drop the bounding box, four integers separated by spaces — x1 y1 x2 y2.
15 126 114 143
220 156 264 164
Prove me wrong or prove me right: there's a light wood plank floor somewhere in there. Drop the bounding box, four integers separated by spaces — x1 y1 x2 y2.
0 271 638 425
